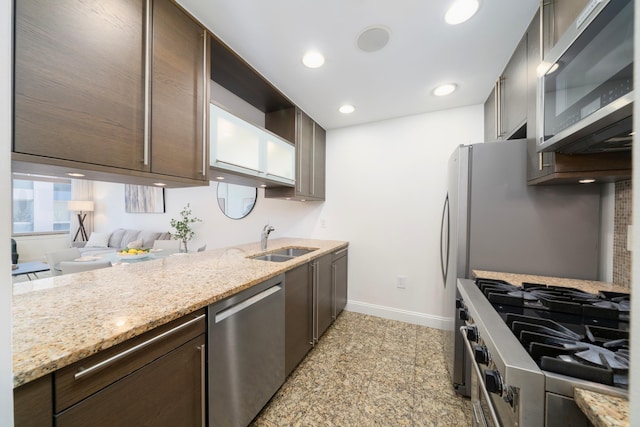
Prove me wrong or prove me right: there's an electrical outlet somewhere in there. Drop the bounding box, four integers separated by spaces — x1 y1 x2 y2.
396 275 407 289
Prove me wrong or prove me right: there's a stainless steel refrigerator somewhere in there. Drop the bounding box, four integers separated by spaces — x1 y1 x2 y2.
440 139 601 396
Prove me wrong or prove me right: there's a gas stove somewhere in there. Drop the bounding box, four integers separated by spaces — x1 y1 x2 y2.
477 278 629 390
456 278 629 427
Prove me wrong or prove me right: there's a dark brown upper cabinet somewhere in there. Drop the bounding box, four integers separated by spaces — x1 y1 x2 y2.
483 34 528 142
264 108 326 201
13 0 209 187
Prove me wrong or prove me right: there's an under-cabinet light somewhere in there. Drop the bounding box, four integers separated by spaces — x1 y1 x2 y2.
579 179 596 184
67 172 85 177
153 182 166 187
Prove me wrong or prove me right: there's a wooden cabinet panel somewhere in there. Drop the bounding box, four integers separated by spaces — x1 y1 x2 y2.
56 335 205 427
55 310 205 412
332 249 348 318
265 107 326 201
14 0 146 171
285 264 312 376
501 35 528 137
312 124 326 199
14 374 52 427
315 254 333 340
483 86 497 141
151 0 208 181
542 0 590 58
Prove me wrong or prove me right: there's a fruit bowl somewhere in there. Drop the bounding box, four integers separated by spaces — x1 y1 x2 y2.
116 249 151 260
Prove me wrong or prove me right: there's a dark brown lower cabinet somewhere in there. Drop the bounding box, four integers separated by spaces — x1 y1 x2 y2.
314 253 333 341
285 263 313 377
332 248 348 319
14 375 53 427
55 310 206 427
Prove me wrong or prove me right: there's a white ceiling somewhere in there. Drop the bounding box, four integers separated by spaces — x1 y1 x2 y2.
177 0 540 130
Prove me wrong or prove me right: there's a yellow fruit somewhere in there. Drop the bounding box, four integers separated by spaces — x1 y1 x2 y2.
128 249 137 254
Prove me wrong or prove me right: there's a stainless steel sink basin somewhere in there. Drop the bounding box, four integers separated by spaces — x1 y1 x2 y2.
249 253 294 263
248 247 317 262
269 247 317 257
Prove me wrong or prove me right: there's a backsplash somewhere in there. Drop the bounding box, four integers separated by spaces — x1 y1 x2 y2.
613 180 632 287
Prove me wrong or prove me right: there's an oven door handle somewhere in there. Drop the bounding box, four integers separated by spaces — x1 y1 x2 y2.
460 326 501 427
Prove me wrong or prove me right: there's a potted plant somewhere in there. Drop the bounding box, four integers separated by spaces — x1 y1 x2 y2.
169 204 202 252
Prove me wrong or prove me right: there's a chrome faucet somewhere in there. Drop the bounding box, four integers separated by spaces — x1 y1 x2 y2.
261 224 275 251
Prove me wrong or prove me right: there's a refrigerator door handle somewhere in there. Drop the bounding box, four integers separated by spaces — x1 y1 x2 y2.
440 194 450 287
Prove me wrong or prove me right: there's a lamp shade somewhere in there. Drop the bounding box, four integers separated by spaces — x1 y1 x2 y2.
67 200 94 212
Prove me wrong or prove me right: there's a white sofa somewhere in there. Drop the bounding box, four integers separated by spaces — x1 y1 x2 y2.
74 228 171 256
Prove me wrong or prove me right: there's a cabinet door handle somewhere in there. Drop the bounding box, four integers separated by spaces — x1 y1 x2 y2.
333 248 347 257
143 0 151 166
311 122 316 196
201 30 208 176
199 344 206 427
74 314 206 380
296 111 302 193
331 263 337 320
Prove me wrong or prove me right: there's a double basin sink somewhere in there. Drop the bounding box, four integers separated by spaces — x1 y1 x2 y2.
249 247 317 262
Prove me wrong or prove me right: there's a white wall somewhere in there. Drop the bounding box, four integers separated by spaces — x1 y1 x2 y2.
1 0 14 421
316 105 484 327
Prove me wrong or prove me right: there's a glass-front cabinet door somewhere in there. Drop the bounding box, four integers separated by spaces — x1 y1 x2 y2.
210 104 294 186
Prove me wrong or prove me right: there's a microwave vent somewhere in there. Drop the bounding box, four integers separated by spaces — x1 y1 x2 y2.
557 115 633 154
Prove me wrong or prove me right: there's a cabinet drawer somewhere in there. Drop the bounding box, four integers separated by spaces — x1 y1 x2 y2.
56 334 205 427
55 309 205 412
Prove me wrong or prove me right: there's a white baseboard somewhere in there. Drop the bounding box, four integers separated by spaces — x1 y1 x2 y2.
345 300 452 330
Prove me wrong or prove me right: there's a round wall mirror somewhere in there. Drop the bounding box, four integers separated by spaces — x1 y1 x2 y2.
217 183 257 219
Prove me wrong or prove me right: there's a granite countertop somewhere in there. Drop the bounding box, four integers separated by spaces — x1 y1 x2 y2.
472 270 629 295
472 270 629 427
12 238 348 388
574 388 629 427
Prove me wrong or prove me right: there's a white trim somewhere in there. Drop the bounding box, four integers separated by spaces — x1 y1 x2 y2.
345 300 452 330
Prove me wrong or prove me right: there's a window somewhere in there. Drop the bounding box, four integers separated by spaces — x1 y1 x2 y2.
12 174 72 235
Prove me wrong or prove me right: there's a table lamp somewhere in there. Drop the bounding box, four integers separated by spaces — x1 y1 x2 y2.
67 200 94 242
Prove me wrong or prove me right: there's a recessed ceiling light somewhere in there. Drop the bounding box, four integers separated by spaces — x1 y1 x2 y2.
67 172 85 177
339 104 355 114
445 0 480 25
356 26 391 53
302 51 325 68
433 83 457 96
579 179 596 184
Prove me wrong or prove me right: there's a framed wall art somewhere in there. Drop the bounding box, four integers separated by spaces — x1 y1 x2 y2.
124 184 165 213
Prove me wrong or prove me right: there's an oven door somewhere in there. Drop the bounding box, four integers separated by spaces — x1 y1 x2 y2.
538 0 633 153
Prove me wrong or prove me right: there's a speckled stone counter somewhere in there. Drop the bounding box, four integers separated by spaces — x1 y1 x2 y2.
12 238 347 388
574 388 629 427
472 270 629 294
472 270 629 426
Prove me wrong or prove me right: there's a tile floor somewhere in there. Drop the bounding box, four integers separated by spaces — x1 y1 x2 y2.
252 311 472 426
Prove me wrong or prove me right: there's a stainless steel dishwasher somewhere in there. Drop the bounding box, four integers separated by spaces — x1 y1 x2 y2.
208 274 285 427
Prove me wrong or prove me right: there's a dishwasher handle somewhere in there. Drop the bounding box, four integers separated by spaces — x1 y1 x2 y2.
215 285 282 323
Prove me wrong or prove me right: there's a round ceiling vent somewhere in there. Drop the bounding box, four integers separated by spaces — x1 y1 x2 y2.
356 26 391 53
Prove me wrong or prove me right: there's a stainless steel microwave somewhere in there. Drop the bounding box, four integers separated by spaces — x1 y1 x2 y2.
537 0 634 154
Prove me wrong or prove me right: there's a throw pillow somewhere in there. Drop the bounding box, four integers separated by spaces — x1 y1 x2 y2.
85 232 111 248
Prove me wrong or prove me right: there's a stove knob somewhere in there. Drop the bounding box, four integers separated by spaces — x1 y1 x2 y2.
484 370 502 395
466 326 478 342
458 308 468 321
474 345 489 364
455 299 464 309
